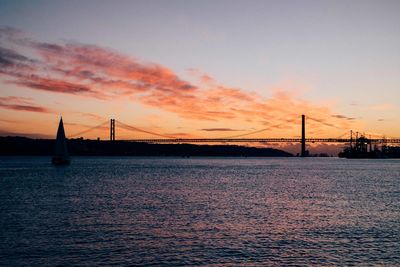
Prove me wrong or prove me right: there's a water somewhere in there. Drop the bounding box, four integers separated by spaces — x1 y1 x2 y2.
0 157 399 266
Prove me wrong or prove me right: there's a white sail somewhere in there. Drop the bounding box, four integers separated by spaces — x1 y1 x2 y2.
52 117 70 165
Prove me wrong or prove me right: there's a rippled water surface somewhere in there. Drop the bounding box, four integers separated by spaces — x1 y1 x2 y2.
1 157 399 266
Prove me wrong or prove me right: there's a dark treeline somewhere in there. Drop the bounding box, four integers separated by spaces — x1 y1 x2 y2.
0 137 293 157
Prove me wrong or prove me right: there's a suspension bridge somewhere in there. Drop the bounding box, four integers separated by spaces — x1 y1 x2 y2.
67 114 400 157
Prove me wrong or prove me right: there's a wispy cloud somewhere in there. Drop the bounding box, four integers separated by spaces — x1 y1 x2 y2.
77 112 106 121
331 114 356 121
200 128 243 132
0 96 51 113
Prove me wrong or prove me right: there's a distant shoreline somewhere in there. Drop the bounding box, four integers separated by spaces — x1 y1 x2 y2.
0 136 293 157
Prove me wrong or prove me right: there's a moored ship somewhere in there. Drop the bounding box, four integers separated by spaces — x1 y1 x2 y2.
339 135 400 159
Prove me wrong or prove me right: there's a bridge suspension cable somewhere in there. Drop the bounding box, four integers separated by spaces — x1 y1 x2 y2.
219 115 352 144
221 117 299 139
334 131 350 139
306 116 344 129
68 121 109 138
115 120 177 139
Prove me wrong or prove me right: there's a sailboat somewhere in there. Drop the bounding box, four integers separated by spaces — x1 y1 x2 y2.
52 117 70 165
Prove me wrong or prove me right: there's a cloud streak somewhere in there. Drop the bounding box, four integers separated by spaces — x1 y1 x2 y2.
331 114 356 121
201 128 243 132
0 96 51 113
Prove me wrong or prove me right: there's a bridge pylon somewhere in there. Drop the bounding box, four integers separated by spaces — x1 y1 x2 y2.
110 119 115 141
301 114 307 157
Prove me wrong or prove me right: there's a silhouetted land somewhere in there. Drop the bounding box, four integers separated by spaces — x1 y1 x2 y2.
0 136 293 157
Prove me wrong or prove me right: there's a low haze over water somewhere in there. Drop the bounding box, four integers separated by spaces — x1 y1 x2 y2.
1 157 399 265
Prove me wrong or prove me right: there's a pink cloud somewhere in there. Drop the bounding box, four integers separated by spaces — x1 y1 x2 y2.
0 96 51 113
11 76 98 96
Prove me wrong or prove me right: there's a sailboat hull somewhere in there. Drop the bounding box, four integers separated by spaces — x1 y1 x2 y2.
52 156 70 165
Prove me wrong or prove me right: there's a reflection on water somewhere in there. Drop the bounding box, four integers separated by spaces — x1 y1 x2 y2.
0 157 399 265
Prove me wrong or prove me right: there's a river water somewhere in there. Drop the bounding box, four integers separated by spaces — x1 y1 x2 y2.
0 157 399 266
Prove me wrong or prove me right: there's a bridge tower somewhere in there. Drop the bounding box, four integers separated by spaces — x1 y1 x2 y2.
301 114 307 157
110 119 115 141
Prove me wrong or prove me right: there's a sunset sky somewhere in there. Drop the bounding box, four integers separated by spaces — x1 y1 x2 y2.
1 0 400 149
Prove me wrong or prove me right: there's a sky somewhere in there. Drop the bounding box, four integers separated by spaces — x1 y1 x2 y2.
0 0 399 152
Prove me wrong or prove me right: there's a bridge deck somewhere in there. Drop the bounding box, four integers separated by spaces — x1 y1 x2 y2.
121 138 400 143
